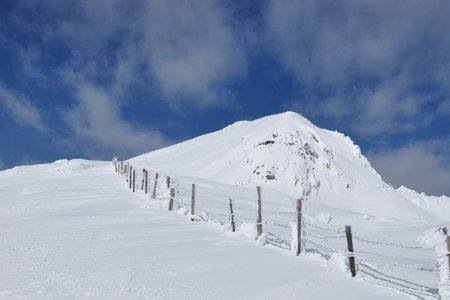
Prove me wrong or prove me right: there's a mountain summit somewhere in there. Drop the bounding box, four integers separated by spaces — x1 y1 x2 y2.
132 112 431 221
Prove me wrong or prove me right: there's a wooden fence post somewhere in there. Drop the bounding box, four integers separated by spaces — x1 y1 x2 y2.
152 173 159 199
129 166 133 189
132 169 136 192
447 235 450 281
256 186 262 238
168 188 175 211
190 184 196 221
296 198 302 256
141 169 145 190
229 199 236 232
166 176 171 188
443 227 450 280
144 170 148 194
345 225 356 277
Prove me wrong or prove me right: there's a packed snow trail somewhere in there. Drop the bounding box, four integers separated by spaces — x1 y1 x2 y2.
0 160 412 299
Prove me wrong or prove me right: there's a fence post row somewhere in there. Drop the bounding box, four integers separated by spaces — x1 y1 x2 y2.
229 199 236 232
111 158 449 294
169 188 175 211
256 186 262 238
296 198 302 256
345 225 356 277
190 184 196 221
152 173 159 199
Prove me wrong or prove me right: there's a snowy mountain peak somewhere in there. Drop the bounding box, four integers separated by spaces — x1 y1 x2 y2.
132 112 430 221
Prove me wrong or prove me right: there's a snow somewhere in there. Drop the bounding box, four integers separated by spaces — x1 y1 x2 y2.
131 111 431 222
398 186 450 222
1 111 449 299
0 160 410 299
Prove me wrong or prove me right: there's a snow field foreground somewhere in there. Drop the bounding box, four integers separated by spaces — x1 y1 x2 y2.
121 159 449 299
0 159 416 299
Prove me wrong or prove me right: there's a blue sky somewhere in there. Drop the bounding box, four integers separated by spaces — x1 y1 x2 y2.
0 0 449 196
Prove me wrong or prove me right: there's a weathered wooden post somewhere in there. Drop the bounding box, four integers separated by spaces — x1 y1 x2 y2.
190 184 196 221
141 169 145 190
168 188 175 211
144 170 148 194
296 198 302 256
166 176 171 188
132 169 136 192
152 173 159 199
129 166 133 189
229 199 236 232
442 227 450 280
447 234 450 280
256 186 262 238
345 225 356 277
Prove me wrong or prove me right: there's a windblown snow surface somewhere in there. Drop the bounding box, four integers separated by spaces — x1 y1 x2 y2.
1 112 449 299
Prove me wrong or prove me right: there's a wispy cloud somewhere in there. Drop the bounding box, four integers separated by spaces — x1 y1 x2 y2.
267 0 450 137
30 0 247 110
65 81 168 159
0 84 47 132
140 1 246 109
367 140 450 196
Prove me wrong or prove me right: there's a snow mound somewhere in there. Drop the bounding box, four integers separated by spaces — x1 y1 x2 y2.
398 186 450 222
132 111 431 222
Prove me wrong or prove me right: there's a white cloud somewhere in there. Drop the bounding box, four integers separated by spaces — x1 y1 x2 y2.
266 0 450 136
31 0 246 111
0 84 47 132
140 1 246 109
367 140 450 197
66 81 167 158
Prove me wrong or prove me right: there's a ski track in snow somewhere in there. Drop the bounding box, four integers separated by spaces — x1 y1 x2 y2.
0 160 419 300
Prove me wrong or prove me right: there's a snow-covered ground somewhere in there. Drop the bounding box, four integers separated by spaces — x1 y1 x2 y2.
0 160 413 299
1 112 449 299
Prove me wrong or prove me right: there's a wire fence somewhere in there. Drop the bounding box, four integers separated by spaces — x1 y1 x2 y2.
112 158 448 299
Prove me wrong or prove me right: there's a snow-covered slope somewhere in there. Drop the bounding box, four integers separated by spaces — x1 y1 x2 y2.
1 112 448 299
0 159 412 300
398 186 450 222
132 112 431 222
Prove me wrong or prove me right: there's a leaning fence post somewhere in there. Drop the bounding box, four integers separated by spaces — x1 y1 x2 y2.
256 186 262 238
229 199 236 232
190 184 196 221
345 225 356 277
296 198 302 256
168 188 175 211
152 173 159 199
166 176 171 188
132 169 136 192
